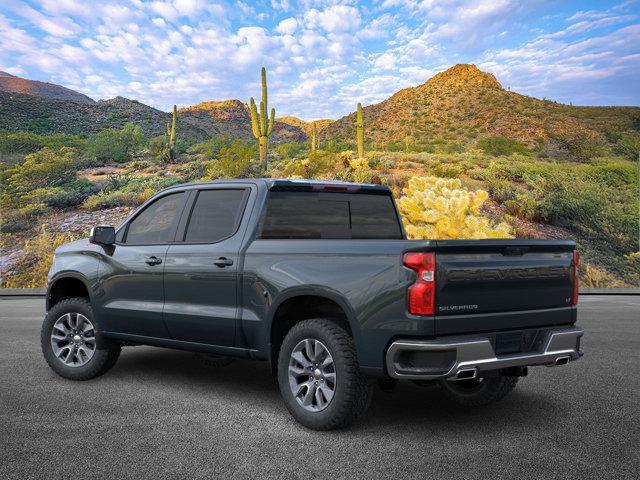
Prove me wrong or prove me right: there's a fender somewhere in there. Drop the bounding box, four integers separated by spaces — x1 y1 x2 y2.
46 272 94 311
266 284 363 350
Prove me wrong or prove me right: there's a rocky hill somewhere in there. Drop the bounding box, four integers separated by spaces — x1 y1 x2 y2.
321 64 640 148
179 100 306 142
0 71 94 104
0 73 306 143
277 116 334 135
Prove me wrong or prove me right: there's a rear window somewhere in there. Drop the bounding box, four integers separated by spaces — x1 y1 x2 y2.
259 191 403 239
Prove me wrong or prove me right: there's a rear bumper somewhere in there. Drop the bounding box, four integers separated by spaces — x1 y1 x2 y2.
385 325 583 380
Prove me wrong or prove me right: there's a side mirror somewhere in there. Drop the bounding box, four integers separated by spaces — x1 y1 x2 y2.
90 225 115 245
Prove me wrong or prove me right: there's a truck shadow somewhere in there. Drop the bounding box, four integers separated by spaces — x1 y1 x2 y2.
110 346 569 433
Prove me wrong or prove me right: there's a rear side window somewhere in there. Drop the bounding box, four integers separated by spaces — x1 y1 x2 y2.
183 189 247 243
125 192 185 245
259 191 403 239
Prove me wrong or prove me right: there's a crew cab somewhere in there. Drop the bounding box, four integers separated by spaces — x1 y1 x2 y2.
41 179 583 430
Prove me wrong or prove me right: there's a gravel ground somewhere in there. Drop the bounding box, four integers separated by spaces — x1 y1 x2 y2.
1 295 638 479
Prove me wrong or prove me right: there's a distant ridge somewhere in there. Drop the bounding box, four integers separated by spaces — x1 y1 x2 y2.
321 63 640 147
0 72 95 104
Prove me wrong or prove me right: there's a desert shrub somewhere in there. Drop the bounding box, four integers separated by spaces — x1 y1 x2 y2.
580 263 628 288
82 191 146 210
193 136 241 159
0 147 81 209
0 203 47 233
202 140 257 179
275 141 306 160
615 133 640 160
474 158 638 254
174 160 206 182
148 135 167 157
0 131 87 154
396 176 513 239
88 123 144 162
555 132 603 162
477 136 529 156
432 163 463 178
2 227 79 288
504 194 540 221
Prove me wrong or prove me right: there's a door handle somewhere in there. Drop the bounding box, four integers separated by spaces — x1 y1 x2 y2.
145 256 162 266
213 257 234 267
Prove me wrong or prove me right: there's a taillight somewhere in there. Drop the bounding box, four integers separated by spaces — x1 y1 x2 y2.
572 250 580 306
403 252 435 315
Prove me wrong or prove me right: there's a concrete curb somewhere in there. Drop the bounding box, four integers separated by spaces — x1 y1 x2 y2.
0 288 46 296
1 287 638 297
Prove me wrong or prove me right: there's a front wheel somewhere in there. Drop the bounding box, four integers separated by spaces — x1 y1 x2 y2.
41 298 121 381
439 376 518 407
277 318 373 430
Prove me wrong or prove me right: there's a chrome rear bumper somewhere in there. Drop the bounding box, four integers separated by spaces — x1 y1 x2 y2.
386 325 584 380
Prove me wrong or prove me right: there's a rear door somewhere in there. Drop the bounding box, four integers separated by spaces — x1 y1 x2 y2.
162 185 253 346
434 240 576 335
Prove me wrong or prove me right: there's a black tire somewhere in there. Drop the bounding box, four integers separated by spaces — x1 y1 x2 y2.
195 353 235 367
439 376 518 407
277 318 373 430
41 298 121 381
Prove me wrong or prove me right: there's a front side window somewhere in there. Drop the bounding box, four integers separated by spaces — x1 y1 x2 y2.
125 192 185 244
183 189 247 243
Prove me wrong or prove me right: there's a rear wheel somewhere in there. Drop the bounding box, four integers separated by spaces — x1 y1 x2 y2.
439 376 518 407
277 318 372 430
41 298 121 381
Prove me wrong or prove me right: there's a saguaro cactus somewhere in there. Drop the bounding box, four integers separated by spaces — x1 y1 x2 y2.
310 122 317 152
250 67 275 167
165 104 177 161
355 102 364 160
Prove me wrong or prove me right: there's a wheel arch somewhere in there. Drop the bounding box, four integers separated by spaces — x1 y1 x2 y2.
47 273 93 311
267 288 361 375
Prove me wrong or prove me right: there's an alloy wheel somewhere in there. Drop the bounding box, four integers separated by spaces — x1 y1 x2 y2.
288 339 336 412
50 313 97 367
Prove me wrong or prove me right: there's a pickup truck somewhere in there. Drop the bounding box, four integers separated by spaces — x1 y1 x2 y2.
41 179 583 430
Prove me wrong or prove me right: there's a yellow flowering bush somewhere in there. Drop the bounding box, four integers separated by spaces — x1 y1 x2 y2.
397 176 513 239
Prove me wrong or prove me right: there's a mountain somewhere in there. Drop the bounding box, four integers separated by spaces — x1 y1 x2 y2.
0 76 306 142
277 116 334 135
179 100 306 142
0 71 95 104
321 64 640 148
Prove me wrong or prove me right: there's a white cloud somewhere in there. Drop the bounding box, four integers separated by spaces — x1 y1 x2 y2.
276 17 298 35
305 5 361 33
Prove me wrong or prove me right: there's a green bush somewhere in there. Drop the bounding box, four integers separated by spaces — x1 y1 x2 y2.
82 191 144 210
556 132 603 162
31 179 99 209
477 136 529 156
0 131 87 154
203 140 257 179
0 147 81 209
275 141 306 160
88 123 144 162
615 133 640 160
432 163 463 178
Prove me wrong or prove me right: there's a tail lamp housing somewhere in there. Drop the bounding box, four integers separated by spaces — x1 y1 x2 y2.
403 252 435 315
572 250 580 306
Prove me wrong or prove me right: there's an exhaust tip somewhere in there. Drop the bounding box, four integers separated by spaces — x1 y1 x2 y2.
555 356 570 366
455 367 478 380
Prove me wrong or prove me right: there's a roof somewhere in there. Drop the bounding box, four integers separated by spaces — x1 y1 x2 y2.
162 178 391 194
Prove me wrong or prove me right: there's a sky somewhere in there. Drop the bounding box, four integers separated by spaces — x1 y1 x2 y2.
0 0 639 120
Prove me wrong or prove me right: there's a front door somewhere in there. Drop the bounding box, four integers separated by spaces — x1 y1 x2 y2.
97 191 187 338
163 186 251 346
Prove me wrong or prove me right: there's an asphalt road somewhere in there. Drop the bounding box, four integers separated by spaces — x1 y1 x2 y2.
1 296 638 479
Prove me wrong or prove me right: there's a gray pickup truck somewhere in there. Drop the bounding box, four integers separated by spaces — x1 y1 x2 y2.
41 179 583 430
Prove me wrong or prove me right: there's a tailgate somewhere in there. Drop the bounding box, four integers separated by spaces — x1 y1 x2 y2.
434 240 577 335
